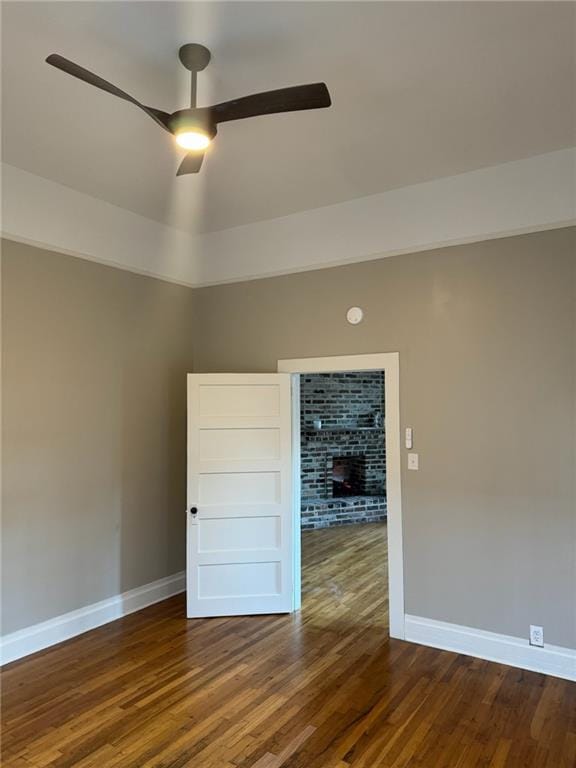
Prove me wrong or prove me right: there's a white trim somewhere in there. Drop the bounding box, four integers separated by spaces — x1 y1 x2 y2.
278 353 404 640
3 150 574 288
279 354 399 375
290 375 302 612
197 149 575 286
405 615 576 682
195 223 574 289
1 163 200 288
0 571 186 666
1 233 198 290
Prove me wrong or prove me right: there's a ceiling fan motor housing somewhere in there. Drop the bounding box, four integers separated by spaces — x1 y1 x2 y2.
168 108 217 140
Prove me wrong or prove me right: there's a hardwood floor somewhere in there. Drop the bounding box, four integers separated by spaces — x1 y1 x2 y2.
2 523 575 767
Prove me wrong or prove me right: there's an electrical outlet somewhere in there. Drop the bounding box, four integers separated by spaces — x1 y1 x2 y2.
529 625 544 647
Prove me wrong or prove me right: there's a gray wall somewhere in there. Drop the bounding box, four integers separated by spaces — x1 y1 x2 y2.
1 240 195 634
193 227 576 649
3 228 575 650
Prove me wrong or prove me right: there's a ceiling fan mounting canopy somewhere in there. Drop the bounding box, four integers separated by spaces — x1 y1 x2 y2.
178 43 211 72
45 42 332 175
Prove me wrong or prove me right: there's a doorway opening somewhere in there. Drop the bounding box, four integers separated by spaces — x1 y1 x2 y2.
278 354 404 640
299 370 388 632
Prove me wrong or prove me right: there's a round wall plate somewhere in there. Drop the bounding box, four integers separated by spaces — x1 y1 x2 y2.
346 306 364 325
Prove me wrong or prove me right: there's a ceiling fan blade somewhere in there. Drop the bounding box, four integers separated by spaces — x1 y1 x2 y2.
211 82 331 124
176 151 205 176
45 54 172 132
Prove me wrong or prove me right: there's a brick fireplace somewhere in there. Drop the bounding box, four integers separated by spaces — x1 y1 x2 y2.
300 372 387 530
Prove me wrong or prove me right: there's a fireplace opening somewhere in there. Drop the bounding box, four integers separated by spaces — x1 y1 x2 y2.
332 455 365 497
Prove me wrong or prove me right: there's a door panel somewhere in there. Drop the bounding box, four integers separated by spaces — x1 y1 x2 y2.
197 384 280 417
198 562 280 599
198 517 280 552
199 429 281 461
187 374 293 617
198 471 281 505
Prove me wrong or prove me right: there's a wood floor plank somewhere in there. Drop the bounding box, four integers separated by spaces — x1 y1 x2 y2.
2 524 574 768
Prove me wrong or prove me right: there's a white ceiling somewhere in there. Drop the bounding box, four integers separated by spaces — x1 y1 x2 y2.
2 2 574 235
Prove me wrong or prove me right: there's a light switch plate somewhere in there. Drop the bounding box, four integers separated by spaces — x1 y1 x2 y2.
408 453 419 470
405 427 413 449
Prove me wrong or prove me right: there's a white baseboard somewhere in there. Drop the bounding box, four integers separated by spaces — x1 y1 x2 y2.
4 592 574 681
405 614 576 682
1 571 186 666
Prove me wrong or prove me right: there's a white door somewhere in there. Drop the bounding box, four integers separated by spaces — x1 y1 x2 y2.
186 374 294 617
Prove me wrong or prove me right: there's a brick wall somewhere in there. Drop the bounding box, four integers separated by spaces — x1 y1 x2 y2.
301 496 387 530
300 372 386 529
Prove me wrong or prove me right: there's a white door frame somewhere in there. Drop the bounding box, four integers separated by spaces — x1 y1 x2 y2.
278 353 405 640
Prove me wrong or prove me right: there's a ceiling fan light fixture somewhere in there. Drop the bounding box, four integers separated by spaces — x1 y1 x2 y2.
175 130 211 151
45 45 332 176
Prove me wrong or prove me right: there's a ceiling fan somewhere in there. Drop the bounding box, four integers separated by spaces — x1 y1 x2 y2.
45 43 332 175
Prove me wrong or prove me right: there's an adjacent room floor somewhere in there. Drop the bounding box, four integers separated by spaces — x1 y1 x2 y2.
2 524 574 768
